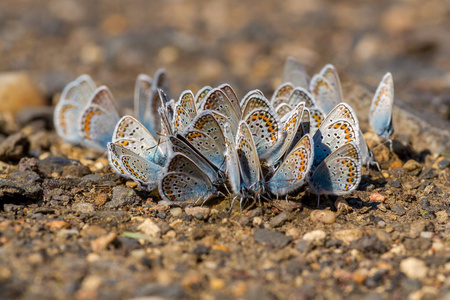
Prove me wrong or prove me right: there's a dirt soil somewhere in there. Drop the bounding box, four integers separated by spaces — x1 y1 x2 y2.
1 1 450 299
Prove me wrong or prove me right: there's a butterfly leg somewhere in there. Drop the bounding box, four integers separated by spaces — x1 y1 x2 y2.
317 194 321 208
388 139 393 152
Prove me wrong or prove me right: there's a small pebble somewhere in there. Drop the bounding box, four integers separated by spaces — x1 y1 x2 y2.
369 192 387 202
310 210 336 224
435 157 450 169
400 257 428 279
303 230 326 245
420 231 433 239
403 159 422 172
252 216 263 227
333 229 363 244
137 219 161 238
91 232 117 253
390 159 403 170
185 207 210 220
47 220 70 230
170 207 182 217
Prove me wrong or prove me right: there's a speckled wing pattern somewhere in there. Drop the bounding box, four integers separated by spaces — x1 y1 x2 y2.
369 72 394 140
309 142 362 195
266 134 313 196
80 86 120 151
54 74 96 144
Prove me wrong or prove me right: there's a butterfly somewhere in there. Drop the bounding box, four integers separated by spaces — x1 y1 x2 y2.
308 141 362 206
135 69 171 138
172 90 197 133
309 64 343 115
54 74 96 145
369 72 394 151
167 134 224 185
271 82 294 108
224 122 264 207
312 103 360 169
112 115 166 166
158 152 220 203
265 134 314 197
199 87 241 130
282 56 310 89
80 86 120 151
107 142 162 190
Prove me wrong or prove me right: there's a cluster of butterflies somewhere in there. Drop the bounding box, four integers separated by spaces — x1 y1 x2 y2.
54 57 395 206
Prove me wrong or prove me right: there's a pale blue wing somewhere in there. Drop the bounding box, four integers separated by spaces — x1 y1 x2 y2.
236 121 263 192
200 88 240 129
309 74 340 115
369 72 394 140
309 142 362 196
319 64 343 103
79 87 120 151
266 134 313 196
134 74 152 127
218 83 242 119
312 118 359 169
158 171 216 203
54 75 96 144
282 56 310 89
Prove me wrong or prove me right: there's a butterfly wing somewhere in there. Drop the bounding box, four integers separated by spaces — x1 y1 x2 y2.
113 115 166 165
80 86 120 151
369 72 394 140
241 93 273 120
201 88 240 129
319 64 343 103
309 142 362 195
223 123 241 196
158 171 216 203
309 74 340 115
134 74 152 127
195 86 212 110
266 134 313 196
282 56 310 89
108 142 162 190
218 83 242 119
236 121 263 192
54 75 96 144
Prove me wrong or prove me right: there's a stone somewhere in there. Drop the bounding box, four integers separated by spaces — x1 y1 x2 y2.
47 220 70 230
403 159 422 172
436 157 450 169
253 228 292 248
392 204 406 216
333 229 363 244
170 207 182 217
0 178 43 200
369 192 387 202
303 230 326 246
185 207 210 220
72 202 95 213
400 257 428 279
106 186 137 209
138 219 161 238
91 232 117 253
62 165 91 178
269 212 292 228
37 156 81 176
409 220 434 238
310 210 336 224
0 132 30 162
80 225 107 237
0 72 46 116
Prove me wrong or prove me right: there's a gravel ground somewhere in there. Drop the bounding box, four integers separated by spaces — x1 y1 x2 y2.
1 1 450 299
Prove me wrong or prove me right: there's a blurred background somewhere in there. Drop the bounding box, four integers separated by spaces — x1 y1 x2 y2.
0 0 449 120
